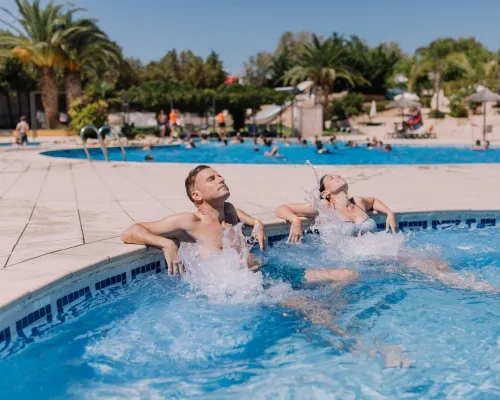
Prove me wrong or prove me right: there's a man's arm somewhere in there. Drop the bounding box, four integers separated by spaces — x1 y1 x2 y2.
224 203 266 250
236 207 267 251
121 213 197 274
121 213 196 246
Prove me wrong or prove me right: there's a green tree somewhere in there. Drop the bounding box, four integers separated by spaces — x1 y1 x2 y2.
59 15 122 111
242 51 273 86
269 49 293 87
178 50 205 88
414 38 471 111
204 50 227 89
275 31 312 64
0 54 37 125
0 0 89 127
341 37 402 94
284 34 367 122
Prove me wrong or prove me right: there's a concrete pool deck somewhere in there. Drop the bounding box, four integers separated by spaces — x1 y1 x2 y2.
1 146 500 310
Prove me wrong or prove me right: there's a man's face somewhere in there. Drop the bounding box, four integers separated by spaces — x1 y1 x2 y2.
192 168 230 203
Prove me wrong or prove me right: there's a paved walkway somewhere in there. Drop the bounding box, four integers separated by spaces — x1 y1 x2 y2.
1 148 500 271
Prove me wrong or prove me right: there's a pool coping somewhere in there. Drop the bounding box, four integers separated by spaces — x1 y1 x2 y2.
0 209 499 350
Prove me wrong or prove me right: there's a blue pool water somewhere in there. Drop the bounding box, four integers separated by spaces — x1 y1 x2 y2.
41 142 500 165
1 228 500 399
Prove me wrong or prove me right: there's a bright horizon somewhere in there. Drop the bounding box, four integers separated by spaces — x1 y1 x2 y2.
1 0 500 74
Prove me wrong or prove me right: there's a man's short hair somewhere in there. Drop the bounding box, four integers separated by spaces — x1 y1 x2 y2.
185 165 211 203
20 115 26 121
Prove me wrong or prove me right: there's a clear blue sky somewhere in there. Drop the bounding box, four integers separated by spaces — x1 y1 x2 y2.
2 0 500 74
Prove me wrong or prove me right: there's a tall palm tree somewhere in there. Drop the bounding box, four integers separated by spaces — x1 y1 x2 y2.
483 53 500 93
59 15 122 110
284 34 367 122
414 39 471 112
0 0 87 128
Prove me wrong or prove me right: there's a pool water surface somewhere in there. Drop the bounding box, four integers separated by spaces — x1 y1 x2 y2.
41 141 500 165
1 228 499 399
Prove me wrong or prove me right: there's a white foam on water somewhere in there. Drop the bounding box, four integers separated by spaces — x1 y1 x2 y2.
179 223 291 305
313 205 406 265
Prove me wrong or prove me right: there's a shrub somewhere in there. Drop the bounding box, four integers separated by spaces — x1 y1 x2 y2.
450 103 469 118
420 97 431 108
328 93 365 120
69 98 109 131
428 109 446 119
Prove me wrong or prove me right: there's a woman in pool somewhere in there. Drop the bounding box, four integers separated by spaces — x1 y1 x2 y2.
276 174 500 292
275 174 397 243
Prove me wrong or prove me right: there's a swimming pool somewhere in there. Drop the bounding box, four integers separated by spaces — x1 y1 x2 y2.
1 227 499 399
41 142 500 165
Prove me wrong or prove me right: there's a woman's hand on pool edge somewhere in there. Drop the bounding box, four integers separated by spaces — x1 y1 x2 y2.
162 239 184 275
288 219 303 244
386 213 397 233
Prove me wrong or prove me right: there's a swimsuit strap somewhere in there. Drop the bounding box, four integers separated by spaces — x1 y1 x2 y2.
349 197 370 218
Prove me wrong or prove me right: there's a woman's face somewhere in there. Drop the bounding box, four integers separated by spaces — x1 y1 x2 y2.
322 174 348 195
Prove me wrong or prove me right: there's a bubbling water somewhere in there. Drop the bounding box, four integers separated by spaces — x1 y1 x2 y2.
179 223 291 304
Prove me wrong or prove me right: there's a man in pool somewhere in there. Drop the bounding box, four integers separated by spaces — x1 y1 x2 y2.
121 165 359 285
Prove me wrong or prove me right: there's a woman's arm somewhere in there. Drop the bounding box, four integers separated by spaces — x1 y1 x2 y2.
275 202 319 243
362 197 397 233
275 202 319 222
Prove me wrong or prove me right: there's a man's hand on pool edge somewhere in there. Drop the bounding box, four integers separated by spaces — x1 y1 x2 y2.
162 239 184 275
251 220 267 251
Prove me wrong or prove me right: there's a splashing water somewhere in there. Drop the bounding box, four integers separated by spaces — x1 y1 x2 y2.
179 223 291 304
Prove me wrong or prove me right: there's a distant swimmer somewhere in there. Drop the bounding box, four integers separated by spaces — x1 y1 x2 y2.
264 146 279 157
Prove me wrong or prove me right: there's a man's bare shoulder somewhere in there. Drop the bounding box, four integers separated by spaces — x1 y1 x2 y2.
173 212 201 227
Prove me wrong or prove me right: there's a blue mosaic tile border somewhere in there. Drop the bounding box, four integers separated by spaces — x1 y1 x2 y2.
56 286 91 313
377 216 496 232
268 233 288 246
399 220 429 231
95 272 127 290
131 261 161 279
0 327 11 344
16 304 52 334
480 218 496 228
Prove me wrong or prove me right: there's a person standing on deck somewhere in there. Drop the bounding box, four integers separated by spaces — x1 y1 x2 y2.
15 116 29 146
217 112 226 138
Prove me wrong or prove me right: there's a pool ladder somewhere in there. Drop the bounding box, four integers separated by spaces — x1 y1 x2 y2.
79 125 127 162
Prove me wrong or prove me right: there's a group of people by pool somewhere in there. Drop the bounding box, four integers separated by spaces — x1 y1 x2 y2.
121 164 497 295
157 109 228 140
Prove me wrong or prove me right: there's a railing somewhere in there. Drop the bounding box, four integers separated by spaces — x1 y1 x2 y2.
99 125 127 161
79 125 127 162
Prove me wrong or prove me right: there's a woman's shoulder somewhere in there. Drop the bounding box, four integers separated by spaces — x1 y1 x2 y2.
350 196 367 208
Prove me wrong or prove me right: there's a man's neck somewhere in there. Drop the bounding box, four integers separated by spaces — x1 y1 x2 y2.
197 201 226 223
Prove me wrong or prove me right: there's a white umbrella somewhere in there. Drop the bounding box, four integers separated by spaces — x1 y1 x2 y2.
369 100 377 119
464 88 500 139
394 92 420 101
386 98 421 124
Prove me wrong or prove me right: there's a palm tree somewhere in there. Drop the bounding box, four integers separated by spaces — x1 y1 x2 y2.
59 15 122 110
284 34 367 122
0 0 87 128
483 52 500 93
414 39 471 112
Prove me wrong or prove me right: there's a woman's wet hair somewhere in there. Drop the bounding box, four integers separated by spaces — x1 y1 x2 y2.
319 175 327 197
